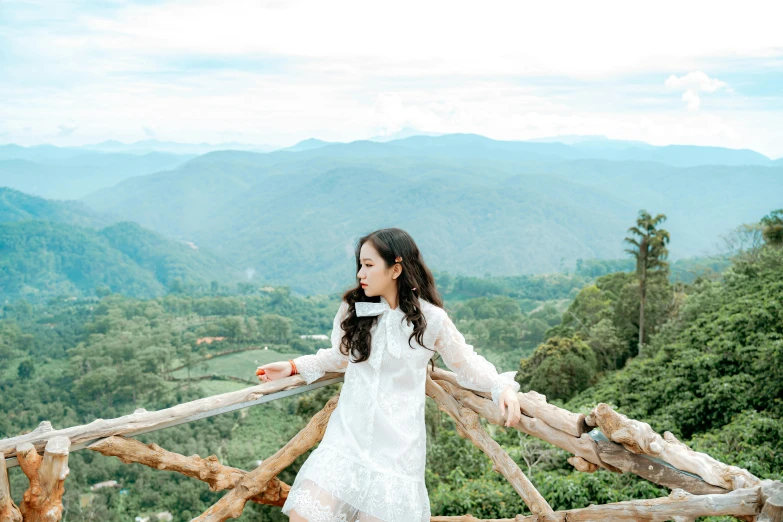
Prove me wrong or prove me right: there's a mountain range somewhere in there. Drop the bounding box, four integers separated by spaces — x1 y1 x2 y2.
0 145 194 199
76 134 782 294
0 188 235 301
82 139 276 155
2 133 780 296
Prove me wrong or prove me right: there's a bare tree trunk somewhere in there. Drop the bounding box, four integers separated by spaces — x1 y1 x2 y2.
0 451 22 522
427 376 557 522
638 263 647 357
88 436 289 506
17 436 71 522
430 485 763 522
759 480 783 522
589 403 759 490
193 393 340 521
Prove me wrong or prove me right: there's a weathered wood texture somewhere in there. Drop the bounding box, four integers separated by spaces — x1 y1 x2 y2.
430 485 762 521
0 373 343 460
590 403 760 490
3 369 778 522
88 436 289 506
16 437 70 522
760 480 783 522
595 440 727 495
567 456 598 473
438 377 612 472
0 452 22 522
426 376 557 522
432 373 738 497
431 368 587 437
193 393 340 522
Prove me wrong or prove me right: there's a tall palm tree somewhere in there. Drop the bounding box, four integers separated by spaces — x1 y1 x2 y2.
625 210 670 356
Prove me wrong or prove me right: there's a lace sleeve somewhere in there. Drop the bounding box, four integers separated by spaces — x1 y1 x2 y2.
294 300 350 384
434 313 520 407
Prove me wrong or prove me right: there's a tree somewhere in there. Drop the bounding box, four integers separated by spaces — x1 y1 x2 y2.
518 336 597 401
586 318 627 372
761 209 783 246
625 210 670 356
18 359 35 379
259 314 292 343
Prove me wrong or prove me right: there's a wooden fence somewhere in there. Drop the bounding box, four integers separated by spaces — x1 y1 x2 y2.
1 369 781 522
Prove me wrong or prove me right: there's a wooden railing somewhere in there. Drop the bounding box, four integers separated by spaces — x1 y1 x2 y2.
1 369 781 522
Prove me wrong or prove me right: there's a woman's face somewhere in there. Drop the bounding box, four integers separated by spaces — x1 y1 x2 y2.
357 241 399 297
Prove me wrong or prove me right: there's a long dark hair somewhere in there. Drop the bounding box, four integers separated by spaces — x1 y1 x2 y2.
338 228 443 371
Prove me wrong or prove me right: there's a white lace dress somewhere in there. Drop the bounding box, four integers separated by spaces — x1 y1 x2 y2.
281 296 520 522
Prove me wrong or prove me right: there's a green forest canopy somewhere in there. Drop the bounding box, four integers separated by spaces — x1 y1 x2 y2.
1 212 781 520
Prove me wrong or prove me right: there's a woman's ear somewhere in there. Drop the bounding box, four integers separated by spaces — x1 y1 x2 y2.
392 263 402 280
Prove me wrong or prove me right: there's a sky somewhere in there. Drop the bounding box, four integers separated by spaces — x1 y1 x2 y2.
1 0 783 158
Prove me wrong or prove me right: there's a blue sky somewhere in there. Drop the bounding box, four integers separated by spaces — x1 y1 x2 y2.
1 0 782 158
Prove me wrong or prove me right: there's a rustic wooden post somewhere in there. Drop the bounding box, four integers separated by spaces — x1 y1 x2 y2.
194 392 340 522
760 480 783 522
88 436 290 506
0 375 343 461
0 452 22 522
16 436 71 522
1 374 779 522
431 368 588 437
426 376 557 522
590 403 759 490
431 485 763 521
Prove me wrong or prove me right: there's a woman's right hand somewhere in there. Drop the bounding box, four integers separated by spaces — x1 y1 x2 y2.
256 361 293 382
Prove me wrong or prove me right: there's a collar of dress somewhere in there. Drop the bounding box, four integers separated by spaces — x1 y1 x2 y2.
355 296 415 369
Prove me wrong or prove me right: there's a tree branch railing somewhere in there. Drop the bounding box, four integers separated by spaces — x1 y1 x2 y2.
1 369 781 522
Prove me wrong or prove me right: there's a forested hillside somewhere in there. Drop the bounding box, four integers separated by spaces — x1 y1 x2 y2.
2 135 778 296
0 189 243 301
79 136 783 294
1 279 568 520
0 187 107 228
1 211 781 520
0 220 237 301
426 212 783 518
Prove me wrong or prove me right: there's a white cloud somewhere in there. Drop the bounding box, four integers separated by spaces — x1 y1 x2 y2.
665 71 728 93
26 0 783 79
665 71 729 111
372 93 474 136
1 0 783 157
681 90 702 110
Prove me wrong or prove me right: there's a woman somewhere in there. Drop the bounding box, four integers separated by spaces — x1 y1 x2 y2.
256 228 522 522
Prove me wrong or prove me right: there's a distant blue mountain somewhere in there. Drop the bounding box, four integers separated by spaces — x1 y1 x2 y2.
0 143 91 162
277 134 587 163
281 138 331 152
321 133 772 167
83 139 277 155
389 133 587 162
0 145 194 199
528 135 656 150
370 127 443 142
600 144 771 167
80 141 783 295
524 134 772 167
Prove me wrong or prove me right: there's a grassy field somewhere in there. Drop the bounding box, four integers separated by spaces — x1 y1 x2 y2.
171 347 303 383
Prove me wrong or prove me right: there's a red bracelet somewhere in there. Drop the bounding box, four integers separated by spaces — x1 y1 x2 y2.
289 359 298 375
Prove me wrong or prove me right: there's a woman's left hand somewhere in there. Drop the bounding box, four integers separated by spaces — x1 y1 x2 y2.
499 387 521 428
